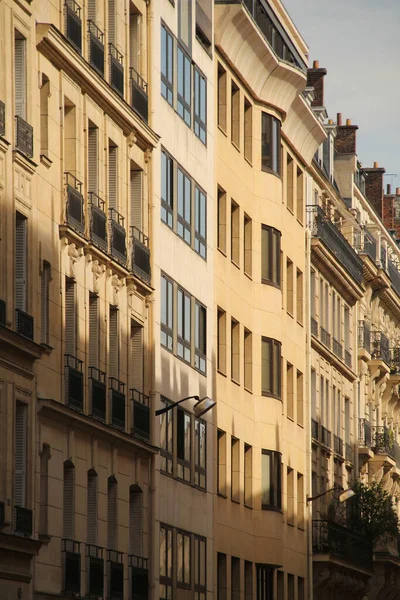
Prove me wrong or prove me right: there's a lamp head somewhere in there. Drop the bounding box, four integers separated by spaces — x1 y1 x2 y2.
338 489 356 503
193 397 216 417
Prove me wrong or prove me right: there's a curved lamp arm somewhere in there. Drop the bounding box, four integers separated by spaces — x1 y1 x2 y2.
155 395 200 416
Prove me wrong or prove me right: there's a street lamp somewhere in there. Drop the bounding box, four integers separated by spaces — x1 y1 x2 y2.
307 485 356 504
155 395 216 418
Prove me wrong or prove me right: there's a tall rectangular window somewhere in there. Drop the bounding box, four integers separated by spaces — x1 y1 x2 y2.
244 214 252 276
160 525 173 600
194 419 206 489
286 155 294 212
194 67 207 144
15 213 27 312
277 571 284 600
161 25 174 105
130 168 143 230
178 0 192 50
286 362 294 420
160 397 173 475
108 141 118 209
311 270 316 320
244 98 252 162
286 259 294 315
262 337 281 398
256 566 273 600
345 397 350 445
261 450 281 509
297 168 304 223
161 274 173 351
296 269 303 325
87 470 98 545
109 306 119 379
41 262 51 345
195 302 206 373
261 113 281 175
15 401 27 507
311 369 317 420
107 477 117 549
298 577 305 600
131 321 144 393
177 168 192 244
65 278 77 356
244 443 252 507
161 150 174 228
194 536 206 600
232 557 240 600
217 187 227 253
177 287 191 363
217 430 227 496
177 47 192 126
217 553 227 600
297 370 304 427
231 81 240 147
195 186 207 258
231 318 240 383
297 473 304 529
40 74 50 156
344 305 350 355
177 530 191 586
89 294 99 368
63 461 75 539
14 31 26 119
217 63 227 131
108 0 116 45
88 122 98 194
231 201 240 266
261 225 281 286
288 574 294 600
287 467 294 525
217 308 227 374
231 437 240 502
244 329 252 391
245 562 253 600
177 408 191 482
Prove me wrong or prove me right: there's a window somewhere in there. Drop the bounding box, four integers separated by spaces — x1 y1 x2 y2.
177 530 191 586
14 31 26 119
345 397 350 445
217 553 227 600
217 187 227 253
161 25 174 105
15 401 27 508
178 0 192 50
195 186 207 258
217 63 227 131
131 321 144 394
88 294 99 371
311 369 317 420
288 574 294 600
108 141 118 209
194 418 206 488
40 74 50 156
287 467 294 525
177 47 192 126
311 270 316 321
286 362 294 420
261 225 281 286
108 0 116 45
109 306 119 378
244 98 252 162
244 214 252 276
277 571 284 600
65 278 77 356
63 461 75 539
286 155 294 211
286 259 294 315
232 557 240 600
244 443 252 507
41 261 51 345
87 469 98 545
261 113 281 175
16 213 27 312
194 536 206 600
298 577 305 600
231 81 240 147
297 370 304 427
194 67 207 143
160 398 173 475
244 329 252 391
297 168 304 223
296 269 303 325
244 562 253 600
231 437 240 502
261 337 281 398
256 566 274 600
231 201 240 266
161 274 173 351
177 287 191 362
129 485 143 555
107 476 117 549
297 473 304 529
161 150 174 228
39 444 50 536
177 408 191 482
217 308 227 374
88 122 98 194
261 450 282 510
64 99 76 173
195 302 207 373
231 318 240 383
160 524 173 600
217 430 227 496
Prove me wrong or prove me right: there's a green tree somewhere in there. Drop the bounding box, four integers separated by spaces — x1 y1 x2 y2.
348 480 399 543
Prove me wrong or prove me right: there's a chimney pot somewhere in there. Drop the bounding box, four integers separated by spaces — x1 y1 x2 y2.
328 119 333 125
313 60 319 69
396 187 400 196
337 113 342 126
346 118 352 126
387 184 392 195
373 161 379 168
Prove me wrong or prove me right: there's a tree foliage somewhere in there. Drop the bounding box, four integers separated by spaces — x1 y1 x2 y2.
348 480 399 542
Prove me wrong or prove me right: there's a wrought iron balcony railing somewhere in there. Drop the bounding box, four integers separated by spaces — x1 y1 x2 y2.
372 426 395 458
0 299 6 326
86 544 104 596
345 350 352 369
371 330 390 366
388 259 400 299
306 205 363 284
320 326 331 349
62 539 81 595
312 520 372 569
89 192 107 250
0 100 5 137
333 435 343 457
15 115 33 158
65 172 85 234
109 209 127 265
390 348 400 374
109 44 124 96
14 505 32 536
109 378 125 430
130 226 151 284
358 320 371 354
15 308 34 340
130 67 148 122
64 0 82 53
88 21 105 76
108 550 124 599
311 317 318 337
345 442 354 463
381 245 388 272
311 419 319 441
332 338 342 360
130 389 150 441
89 367 106 422
65 354 84 412
321 426 331 448
358 418 372 447
358 227 376 262
129 555 149 600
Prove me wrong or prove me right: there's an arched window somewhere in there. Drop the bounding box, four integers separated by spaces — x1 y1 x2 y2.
63 460 75 539
107 476 118 549
129 484 143 555
87 469 98 545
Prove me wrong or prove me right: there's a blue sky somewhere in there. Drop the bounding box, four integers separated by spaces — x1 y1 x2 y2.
282 0 400 187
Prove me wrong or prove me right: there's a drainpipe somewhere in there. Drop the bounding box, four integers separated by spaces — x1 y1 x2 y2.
305 226 313 600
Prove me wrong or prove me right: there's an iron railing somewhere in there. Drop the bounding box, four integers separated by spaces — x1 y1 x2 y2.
15 115 33 158
312 520 372 569
0 100 5 137
109 378 125 430
0 299 6 326
358 320 371 354
129 555 149 600
311 419 319 441
86 544 104 596
15 308 34 340
109 44 124 96
311 317 318 337
130 389 150 441
109 209 127 265
108 550 124 599
89 367 106 421
130 67 148 122
333 435 343 457
372 426 394 457
390 348 400 374
62 539 81 595
64 0 82 53
14 506 32 536
371 330 390 366
345 443 354 463
65 172 85 234
320 326 331 349
88 20 105 76
358 418 372 447
88 192 107 250
130 226 151 284
332 338 342 360
381 245 388 271
64 354 84 411
358 227 376 262
345 350 352 368
321 426 331 448
306 205 363 284
388 259 400 298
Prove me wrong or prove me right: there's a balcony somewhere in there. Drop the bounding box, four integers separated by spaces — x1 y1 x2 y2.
390 348 400 375
358 227 376 262
372 426 394 458
129 555 149 600
358 418 372 448
109 44 124 97
333 435 343 457
108 550 124 600
320 326 331 349
306 205 363 285
358 320 371 354
388 259 400 298
15 308 34 340
0 100 5 137
14 506 32 536
345 443 354 463
65 172 85 234
15 115 33 158
130 68 148 122
65 354 84 412
64 0 82 53
131 226 151 284
86 544 104 597
321 426 331 448
371 330 390 366
311 419 319 441
89 367 106 422
109 209 127 265
381 245 388 272
109 378 125 430
312 520 372 570
0 299 6 326
332 338 342 360
89 192 107 251
88 21 104 77
311 316 318 337
62 539 81 595
131 389 150 441
345 350 352 368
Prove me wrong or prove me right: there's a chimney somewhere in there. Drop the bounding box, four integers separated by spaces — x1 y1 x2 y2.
334 117 359 154
306 61 327 107
363 163 386 219
396 187 400 196
387 184 392 195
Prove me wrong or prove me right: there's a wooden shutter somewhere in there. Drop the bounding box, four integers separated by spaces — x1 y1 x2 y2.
14 36 26 119
109 307 119 379
130 170 142 230
15 214 27 311
88 125 98 194
14 402 27 507
87 470 98 545
131 325 143 393
88 0 96 22
108 144 117 209
41 262 50 344
65 278 76 356
89 295 99 368
129 487 142 555
108 0 116 46
107 477 117 549
129 13 139 72
63 462 74 539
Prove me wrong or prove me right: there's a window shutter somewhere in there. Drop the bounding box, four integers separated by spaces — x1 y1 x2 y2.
131 325 143 393
88 126 98 194
129 13 139 72
14 37 26 119
65 278 76 356
41 263 50 344
87 470 98 545
63 462 75 539
15 215 27 312
130 170 142 230
129 488 143 555
14 402 27 507
108 0 116 46
109 307 119 379
88 0 96 22
107 477 117 549
108 144 117 209
89 295 99 368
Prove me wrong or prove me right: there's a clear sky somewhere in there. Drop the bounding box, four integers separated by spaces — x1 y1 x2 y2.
282 0 400 188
